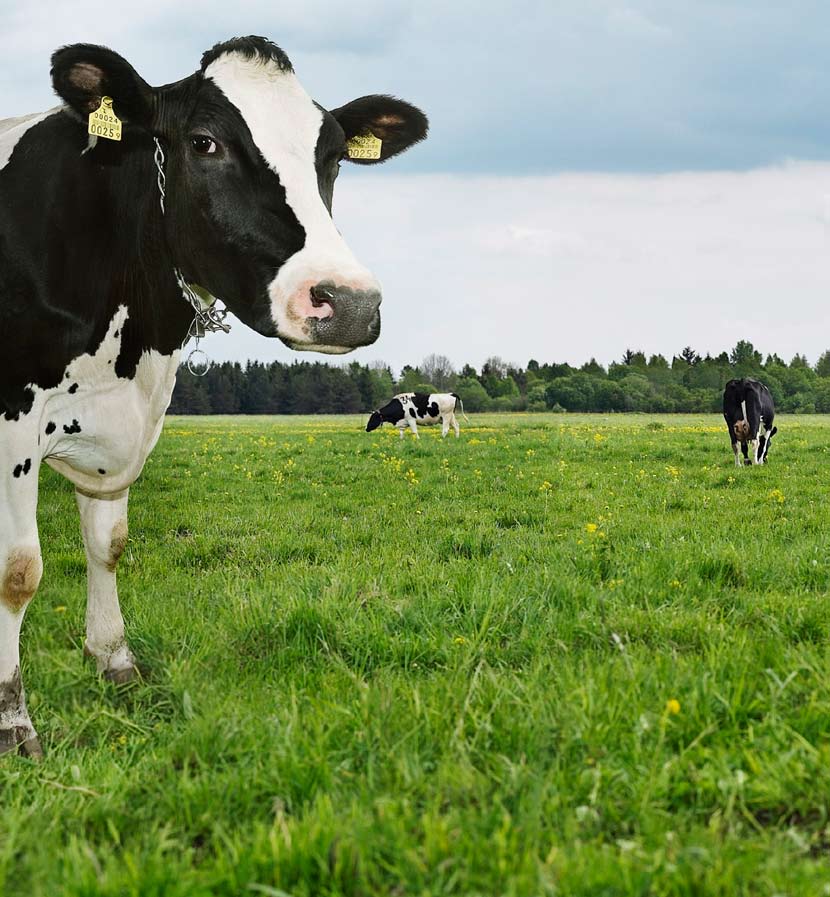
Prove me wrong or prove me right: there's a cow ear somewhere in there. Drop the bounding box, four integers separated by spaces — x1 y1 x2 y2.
331 95 428 165
51 44 155 127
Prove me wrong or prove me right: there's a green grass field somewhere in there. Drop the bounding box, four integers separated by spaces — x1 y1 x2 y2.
4 413 830 896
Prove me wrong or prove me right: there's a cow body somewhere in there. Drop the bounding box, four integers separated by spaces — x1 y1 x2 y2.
0 37 427 756
722 378 777 467
366 393 468 439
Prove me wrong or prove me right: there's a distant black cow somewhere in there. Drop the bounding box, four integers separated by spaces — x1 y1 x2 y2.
366 392 468 439
723 378 777 466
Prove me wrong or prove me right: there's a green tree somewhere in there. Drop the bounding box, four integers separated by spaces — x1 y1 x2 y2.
453 377 490 411
729 340 763 377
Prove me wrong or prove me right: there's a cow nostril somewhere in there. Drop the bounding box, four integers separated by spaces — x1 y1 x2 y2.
310 285 335 310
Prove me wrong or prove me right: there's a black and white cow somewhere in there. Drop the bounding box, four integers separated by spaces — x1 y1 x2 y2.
0 37 427 756
723 378 777 467
366 393 468 439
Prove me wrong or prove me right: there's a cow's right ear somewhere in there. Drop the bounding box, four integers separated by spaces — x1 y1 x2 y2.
51 44 155 128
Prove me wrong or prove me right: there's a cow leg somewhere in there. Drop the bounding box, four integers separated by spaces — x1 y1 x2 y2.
408 419 420 440
76 489 137 684
740 442 749 465
398 426 406 440
732 441 741 468
0 466 43 758
441 415 450 438
762 426 777 463
452 414 460 437
745 399 762 466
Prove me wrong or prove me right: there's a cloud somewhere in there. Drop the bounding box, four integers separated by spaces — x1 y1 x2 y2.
197 162 830 372
605 7 671 41
5 1 830 174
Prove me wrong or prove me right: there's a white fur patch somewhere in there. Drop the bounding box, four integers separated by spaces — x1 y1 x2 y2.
204 53 379 345
1 306 180 496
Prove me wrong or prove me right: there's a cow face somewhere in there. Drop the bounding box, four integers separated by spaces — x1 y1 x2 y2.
51 37 428 353
365 411 383 432
365 398 405 431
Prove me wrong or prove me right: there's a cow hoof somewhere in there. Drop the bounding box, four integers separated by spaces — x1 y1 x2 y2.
0 727 42 760
104 665 138 686
18 735 44 760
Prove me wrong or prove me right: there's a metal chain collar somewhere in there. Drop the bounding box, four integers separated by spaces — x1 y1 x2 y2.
153 137 230 376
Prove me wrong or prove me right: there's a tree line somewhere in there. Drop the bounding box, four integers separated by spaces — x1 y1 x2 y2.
168 341 830 415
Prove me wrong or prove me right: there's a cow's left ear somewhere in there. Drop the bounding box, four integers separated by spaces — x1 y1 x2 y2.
331 95 428 165
51 44 155 128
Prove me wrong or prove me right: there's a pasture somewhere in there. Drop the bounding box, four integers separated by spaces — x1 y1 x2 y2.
4 412 830 896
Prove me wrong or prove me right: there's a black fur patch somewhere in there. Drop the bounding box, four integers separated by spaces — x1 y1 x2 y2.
63 419 82 434
200 36 293 73
45 422 56 434
411 393 431 418
12 459 31 478
68 383 79 394
98 468 106 474
378 398 405 425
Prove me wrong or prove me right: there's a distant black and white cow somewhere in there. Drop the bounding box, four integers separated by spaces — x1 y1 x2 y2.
723 378 777 466
366 393 468 439
0 37 427 756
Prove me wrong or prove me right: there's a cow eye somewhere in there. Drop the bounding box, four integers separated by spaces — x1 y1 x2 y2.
190 135 218 156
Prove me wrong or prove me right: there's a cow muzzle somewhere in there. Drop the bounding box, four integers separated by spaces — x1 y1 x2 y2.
289 282 382 352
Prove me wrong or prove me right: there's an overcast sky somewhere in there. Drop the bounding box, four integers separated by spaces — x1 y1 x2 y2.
2 1 829 370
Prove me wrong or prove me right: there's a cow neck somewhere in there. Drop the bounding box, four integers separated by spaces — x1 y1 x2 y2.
152 136 231 375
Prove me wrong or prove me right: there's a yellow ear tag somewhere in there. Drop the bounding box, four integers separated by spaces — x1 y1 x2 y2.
346 132 382 160
88 96 122 142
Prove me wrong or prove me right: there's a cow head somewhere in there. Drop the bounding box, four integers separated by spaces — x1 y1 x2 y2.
365 397 405 431
365 411 384 432
51 37 428 353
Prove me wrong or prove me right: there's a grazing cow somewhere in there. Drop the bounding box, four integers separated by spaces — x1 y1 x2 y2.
723 378 777 466
0 36 427 756
366 393 468 439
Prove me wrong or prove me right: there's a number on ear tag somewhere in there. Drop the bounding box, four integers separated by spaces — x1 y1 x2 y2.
346 132 382 160
88 96 122 142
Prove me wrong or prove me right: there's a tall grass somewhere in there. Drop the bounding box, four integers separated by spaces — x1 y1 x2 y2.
4 413 830 896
